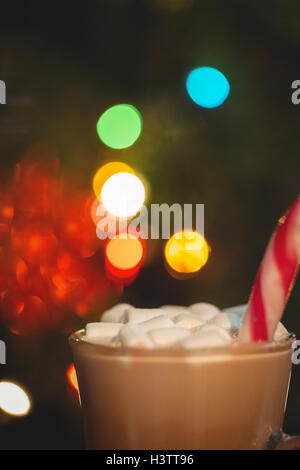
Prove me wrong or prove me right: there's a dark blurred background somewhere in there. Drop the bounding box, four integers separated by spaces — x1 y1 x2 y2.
0 0 299 449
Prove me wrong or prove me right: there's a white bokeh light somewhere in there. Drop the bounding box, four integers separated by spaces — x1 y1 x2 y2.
101 172 145 218
0 381 31 416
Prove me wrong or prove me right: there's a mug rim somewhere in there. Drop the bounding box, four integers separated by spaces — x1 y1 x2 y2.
69 329 296 359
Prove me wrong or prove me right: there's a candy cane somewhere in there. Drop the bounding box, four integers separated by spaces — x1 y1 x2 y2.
239 197 300 342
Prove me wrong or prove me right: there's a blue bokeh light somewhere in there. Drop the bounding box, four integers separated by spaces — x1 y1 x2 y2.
186 66 230 108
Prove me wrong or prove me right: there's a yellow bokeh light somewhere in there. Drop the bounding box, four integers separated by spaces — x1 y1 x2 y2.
106 234 144 270
93 162 135 201
164 230 210 273
101 172 145 218
0 381 31 416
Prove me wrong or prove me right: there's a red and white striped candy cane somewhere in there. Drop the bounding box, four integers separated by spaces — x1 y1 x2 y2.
239 197 300 342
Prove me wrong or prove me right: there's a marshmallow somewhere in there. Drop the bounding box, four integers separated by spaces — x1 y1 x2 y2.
86 322 123 338
188 303 220 322
173 313 204 330
223 304 247 316
181 325 231 349
83 336 117 345
118 324 153 349
161 305 188 312
84 303 289 350
148 327 190 347
101 303 131 323
208 312 242 331
138 315 174 333
124 308 166 324
167 311 190 320
274 322 289 341
160 305 190 319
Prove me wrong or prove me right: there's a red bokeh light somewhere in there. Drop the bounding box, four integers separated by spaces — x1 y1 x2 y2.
0 147 110 335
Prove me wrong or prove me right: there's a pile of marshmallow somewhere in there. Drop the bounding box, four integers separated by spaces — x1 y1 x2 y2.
84 303 288 349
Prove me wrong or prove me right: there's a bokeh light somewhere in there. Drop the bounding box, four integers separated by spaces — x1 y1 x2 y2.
0 381 31 416
1 293 53 336
164 230 210 273
105 233 145 283
186 67 230 108
67 364 78 392
101 172 145 218
92 161 135 201
106 234 144 270
0 156 109 335
96 104 142 149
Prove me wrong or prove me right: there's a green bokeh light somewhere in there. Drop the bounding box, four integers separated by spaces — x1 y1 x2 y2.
96 104 142 149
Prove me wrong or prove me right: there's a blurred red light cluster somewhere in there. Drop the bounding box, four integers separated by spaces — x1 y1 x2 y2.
0 146 109 335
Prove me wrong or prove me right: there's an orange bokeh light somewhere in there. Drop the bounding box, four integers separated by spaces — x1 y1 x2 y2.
2 206 14 221
92 162 135 201
67 363 78 391
105 233 145 284
106 234 144 271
